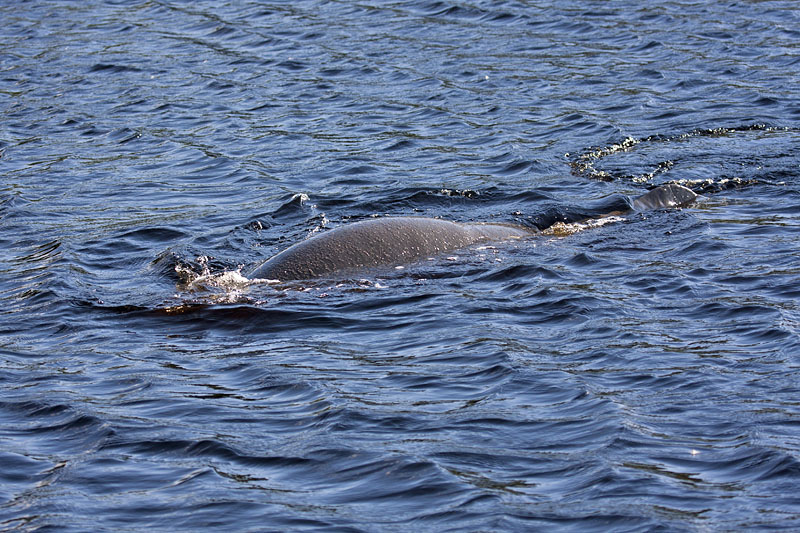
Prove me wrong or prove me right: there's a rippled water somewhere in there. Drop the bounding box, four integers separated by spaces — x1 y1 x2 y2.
2 1 800 531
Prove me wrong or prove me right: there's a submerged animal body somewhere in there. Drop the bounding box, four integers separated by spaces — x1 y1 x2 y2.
249 184 696 282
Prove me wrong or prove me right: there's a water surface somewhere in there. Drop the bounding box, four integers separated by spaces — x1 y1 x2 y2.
2 1 800 531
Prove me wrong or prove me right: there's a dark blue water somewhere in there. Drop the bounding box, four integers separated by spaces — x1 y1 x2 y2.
2 1 800 531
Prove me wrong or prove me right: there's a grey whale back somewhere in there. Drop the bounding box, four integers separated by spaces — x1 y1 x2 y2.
249 217 530 281
248 184 697 282
632 183 697 210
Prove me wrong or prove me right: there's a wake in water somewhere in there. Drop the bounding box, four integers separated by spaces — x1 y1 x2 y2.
569 124 800 193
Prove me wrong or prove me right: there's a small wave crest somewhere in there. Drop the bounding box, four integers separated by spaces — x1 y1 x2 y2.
542 215 626 237
173 256 255 303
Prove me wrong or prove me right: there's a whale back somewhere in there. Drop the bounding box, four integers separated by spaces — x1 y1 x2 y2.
249 184 697 282
632 183 697 210
249 217 530 281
